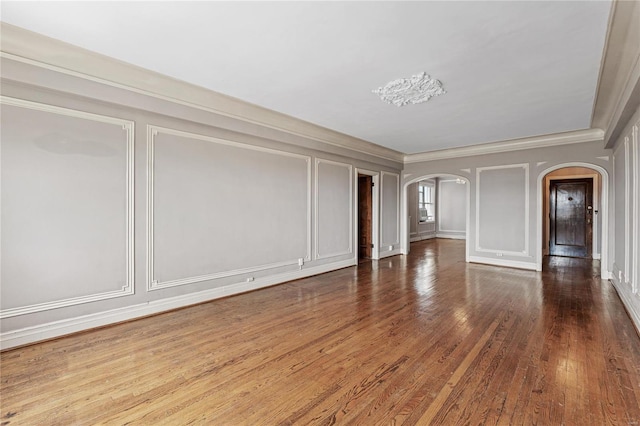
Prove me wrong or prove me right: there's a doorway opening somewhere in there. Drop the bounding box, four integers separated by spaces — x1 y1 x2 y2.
356 169 379 261
543 167 602 260
402 174 469 259
357 173 374 261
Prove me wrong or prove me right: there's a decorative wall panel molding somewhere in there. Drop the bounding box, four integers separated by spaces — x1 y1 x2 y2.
632 122 639 294
612 148 627 281
624 137 631 285
315 158 353 259
372 72 445 107
147 125 311 290
0 96 135 318
381 171 400 247
475 163 530 257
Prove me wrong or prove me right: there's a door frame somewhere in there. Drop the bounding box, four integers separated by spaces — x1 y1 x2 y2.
545 173 599 259
548 177 594 258
354 168 379 260
536 162 609 278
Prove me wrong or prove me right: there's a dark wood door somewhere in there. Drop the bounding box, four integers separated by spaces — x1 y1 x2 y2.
549 178 593 258
358 175 372 259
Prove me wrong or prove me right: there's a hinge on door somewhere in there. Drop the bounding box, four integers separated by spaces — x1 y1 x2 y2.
371 244 374 248
372 182 375 187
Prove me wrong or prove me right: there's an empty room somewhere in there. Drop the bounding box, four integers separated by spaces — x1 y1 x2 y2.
1 1 639 424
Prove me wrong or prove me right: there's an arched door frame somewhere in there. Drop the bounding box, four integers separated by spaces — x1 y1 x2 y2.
536 162 610 278
401 174 470 262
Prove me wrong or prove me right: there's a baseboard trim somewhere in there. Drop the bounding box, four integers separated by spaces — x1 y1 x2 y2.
410 234 436 242
0 259 356 350
435 233 466 240
609 272 640 336
379 249 403 259
468 256 537 271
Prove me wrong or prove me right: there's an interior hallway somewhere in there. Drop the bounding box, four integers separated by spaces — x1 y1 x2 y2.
1 239 639 424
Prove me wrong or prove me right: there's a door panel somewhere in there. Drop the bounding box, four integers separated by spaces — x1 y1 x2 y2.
549 179 593 258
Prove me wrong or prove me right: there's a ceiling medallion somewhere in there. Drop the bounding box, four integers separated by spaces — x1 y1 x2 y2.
372 72 446 107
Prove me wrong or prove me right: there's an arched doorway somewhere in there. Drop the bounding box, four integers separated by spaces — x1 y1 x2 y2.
401 174 470 261
537 163 609 278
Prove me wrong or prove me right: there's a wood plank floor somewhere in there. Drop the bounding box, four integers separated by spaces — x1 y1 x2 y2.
2 239 640 425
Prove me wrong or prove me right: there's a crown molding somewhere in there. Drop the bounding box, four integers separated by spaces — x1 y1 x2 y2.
0 23 618 167
603 52 640 148
0 23 404 164
591 0 640 148
404 128 605 164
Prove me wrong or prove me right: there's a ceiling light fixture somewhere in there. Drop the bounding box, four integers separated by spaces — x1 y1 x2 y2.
372 72 446 107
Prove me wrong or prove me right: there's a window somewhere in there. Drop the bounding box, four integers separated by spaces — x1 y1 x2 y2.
419 182 435 222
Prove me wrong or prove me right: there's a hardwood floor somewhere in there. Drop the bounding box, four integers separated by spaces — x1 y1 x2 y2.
2 239 639 425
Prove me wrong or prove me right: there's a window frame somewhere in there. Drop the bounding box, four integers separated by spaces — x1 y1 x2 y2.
418 181 435 223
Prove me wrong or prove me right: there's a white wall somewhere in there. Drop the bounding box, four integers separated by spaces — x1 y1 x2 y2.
610 105 640 332
0 52 402 348
437 178 466 239
380 171 401 255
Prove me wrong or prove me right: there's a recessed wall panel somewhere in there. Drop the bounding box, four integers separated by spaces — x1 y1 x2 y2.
148 126 310 289
476 164 528 255
381 172 400 246
315 159 352 259
1 98 134 316
408 182 418 235
438 179 466 233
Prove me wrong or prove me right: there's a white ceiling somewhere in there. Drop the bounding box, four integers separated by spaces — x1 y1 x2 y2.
0 1 612 155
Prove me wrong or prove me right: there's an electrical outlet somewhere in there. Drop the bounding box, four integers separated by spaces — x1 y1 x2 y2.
388 245 393 251
298 258 304 267
496 252 503 257
246 277 255 282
